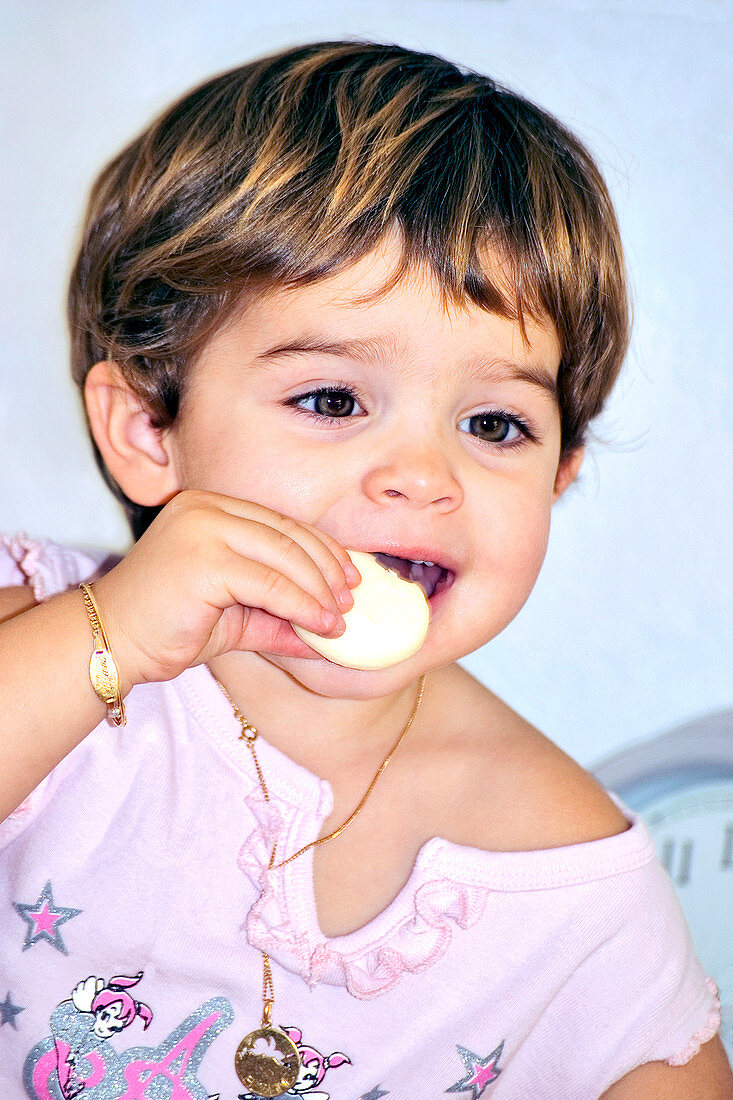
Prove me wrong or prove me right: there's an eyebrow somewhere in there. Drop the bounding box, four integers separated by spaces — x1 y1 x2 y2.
256 333 399 366
465 357 559 405
256 334 559 405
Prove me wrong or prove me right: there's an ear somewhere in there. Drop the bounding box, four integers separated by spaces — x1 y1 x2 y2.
553 446 584 502
84 361 181 507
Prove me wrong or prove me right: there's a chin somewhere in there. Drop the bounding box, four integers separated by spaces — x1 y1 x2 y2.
263 650 433 700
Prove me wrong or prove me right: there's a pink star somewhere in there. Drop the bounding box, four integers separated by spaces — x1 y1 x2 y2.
14 881 81 954
447 1041 504 1097
468 1058 501 1089
30 902 62 937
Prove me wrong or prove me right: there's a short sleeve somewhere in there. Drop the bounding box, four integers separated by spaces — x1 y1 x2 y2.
618 860 721 1067
579 855 721 1088
0 532 119 601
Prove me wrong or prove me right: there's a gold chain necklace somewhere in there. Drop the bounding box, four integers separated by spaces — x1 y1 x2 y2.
210 670 426 1097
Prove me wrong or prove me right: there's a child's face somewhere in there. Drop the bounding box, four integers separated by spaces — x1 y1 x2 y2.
169 235 577 696
92 1002 125 1038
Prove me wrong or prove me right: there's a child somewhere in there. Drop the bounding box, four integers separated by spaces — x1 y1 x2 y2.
0 41 729 1099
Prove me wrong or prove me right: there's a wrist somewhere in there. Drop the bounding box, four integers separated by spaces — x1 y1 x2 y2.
79 583 126 725
90 575 148 697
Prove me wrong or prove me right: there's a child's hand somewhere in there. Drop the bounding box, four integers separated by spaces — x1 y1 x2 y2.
72 976 105 1013
92 490 361 690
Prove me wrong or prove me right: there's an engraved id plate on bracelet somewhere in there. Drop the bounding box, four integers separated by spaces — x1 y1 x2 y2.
235 1027 300 1096
89 646 118 702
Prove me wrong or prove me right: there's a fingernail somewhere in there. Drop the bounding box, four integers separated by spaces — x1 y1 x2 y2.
321 609 345 635
345 562 362 586
337 587 354 611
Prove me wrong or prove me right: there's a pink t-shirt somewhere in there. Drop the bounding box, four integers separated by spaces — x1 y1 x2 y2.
0 535 721 1099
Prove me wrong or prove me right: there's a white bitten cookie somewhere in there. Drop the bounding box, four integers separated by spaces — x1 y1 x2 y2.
293 550 430 670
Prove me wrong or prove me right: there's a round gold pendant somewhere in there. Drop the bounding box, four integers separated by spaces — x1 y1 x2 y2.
235 1026 300 1096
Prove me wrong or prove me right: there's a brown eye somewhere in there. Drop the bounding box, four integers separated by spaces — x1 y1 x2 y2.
291 387 363 419
458 411 531 447
314 390 355 417
469 413 511 442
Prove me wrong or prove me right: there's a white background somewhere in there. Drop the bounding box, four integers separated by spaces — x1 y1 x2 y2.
1 0 731 770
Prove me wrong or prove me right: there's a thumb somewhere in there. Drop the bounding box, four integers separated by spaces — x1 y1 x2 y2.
241 609 324 658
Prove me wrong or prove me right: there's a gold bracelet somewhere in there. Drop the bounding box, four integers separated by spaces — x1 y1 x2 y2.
79 583 127 726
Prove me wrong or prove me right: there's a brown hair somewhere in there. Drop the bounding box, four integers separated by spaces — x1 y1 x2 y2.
68 40 630 539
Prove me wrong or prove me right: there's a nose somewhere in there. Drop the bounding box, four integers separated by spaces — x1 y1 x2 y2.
362 444 463 513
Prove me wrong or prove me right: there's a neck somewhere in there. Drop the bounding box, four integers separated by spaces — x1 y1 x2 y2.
207 650 425 778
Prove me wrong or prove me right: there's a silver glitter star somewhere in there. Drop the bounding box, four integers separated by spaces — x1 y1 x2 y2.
446 1042 504 1097
14 880 82 954
360 1089 389 1099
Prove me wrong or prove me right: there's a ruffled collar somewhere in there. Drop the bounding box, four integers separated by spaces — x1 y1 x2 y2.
175 664 654 1000
235 784 491 999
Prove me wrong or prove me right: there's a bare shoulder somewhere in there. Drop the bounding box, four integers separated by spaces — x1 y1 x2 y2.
0 585 37 625
422 664 629 852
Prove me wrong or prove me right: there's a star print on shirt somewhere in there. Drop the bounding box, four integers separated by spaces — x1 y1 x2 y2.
13 880 82 954
446 1041 504 1097
1 991 25 1029
360 1089 390 1099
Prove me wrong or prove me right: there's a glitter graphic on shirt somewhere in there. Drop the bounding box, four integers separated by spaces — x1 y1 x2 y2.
14 881 82 954
446 1041 504 1097
360 1088 390 1099
23 990 233 1100
1 991 25 1028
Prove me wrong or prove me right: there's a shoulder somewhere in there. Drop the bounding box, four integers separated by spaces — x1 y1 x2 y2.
0 533 120 603
421 664 629 853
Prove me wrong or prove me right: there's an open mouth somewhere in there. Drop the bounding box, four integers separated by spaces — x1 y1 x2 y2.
373 554 455 600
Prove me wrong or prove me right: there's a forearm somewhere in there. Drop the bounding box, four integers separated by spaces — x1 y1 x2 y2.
0 589 126 821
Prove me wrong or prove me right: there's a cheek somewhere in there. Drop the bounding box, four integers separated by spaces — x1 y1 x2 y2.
514 505 553 575
207 422 347 518
478 478 553 575
232 453 341 520
463 489 554 635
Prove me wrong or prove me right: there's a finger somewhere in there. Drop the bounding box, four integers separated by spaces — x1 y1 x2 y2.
273 517 356 612
206 495 359 607
215 512 348 617
297 521 362 589
208 604 326 660
237 609 327 659
222 555 345 638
